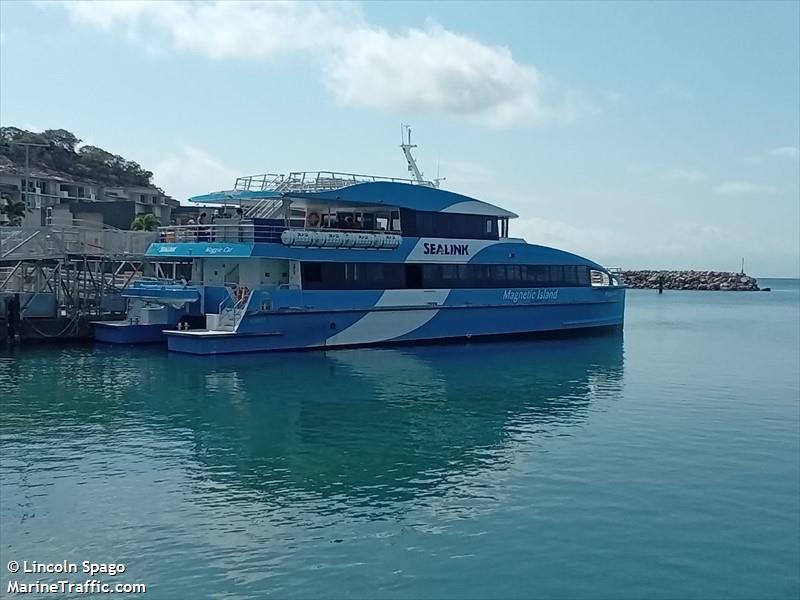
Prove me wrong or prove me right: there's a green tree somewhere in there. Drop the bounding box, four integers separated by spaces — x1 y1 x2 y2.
0 194 28 226
0 127 154 187
131 213 160 231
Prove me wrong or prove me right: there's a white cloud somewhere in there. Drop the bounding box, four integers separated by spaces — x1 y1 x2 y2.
666 167 706 182
768 146 800 159
57 1 573 127
713 182 778 196
152 145 238 203
324 23 548 127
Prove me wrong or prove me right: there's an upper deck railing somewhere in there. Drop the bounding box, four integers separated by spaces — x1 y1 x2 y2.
234 170 436 193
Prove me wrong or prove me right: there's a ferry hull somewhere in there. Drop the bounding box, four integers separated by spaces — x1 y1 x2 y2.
165 295 625 355
93 322 168 344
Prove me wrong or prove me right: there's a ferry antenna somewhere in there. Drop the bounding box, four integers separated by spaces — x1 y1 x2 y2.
400 123 426 185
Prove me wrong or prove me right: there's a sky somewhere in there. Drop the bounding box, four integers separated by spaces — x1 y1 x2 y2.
1 1 798 276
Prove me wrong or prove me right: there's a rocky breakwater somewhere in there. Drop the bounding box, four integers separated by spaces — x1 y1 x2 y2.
620 270 760 291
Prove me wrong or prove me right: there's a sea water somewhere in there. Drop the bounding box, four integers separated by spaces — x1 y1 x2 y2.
1 280 798 598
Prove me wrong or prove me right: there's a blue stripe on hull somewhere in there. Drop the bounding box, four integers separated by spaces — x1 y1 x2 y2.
166 299 625 355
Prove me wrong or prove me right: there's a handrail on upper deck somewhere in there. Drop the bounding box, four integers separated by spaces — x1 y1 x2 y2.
232 170 436 193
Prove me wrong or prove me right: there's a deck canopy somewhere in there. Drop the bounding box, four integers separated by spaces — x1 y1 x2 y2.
188 189 281 204
190 181 517 218
285 182 517 218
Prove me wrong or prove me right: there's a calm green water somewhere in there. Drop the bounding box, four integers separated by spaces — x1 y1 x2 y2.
1 280 799 599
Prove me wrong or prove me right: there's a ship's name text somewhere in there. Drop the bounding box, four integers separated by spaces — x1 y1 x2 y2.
422 243 470 256
503 288 559 303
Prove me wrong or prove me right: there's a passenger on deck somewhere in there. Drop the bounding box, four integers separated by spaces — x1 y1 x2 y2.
198 212 209 242
235 207 244 241
306 211 321 229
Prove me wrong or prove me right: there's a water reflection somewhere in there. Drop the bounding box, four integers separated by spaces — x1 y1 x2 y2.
1 335 624 511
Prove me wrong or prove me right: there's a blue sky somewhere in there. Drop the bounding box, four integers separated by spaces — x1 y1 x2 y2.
1 1 798 276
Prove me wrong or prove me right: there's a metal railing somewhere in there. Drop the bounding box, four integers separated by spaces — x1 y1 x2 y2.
233 173 285 191
159 222 263 243
214 285 251 331
0 225 156 260
234 170 435 193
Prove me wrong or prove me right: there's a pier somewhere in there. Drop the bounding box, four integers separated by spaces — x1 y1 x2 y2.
0 224 185 343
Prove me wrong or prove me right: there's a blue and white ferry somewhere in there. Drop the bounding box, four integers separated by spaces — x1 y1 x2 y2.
96 139 624 354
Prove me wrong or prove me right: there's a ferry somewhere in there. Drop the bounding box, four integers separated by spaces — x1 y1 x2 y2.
94 134 625 354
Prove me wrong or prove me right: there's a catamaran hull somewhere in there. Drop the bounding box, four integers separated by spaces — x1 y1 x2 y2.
165 291 625 355
93 322 168 344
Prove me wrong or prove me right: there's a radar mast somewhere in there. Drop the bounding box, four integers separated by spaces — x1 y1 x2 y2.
400 124 443 188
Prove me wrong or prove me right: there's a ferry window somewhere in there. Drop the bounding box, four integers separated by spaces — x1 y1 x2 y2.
521 265 537 282
422 264 442 287
491 265 506 284
345 263 360 282
391 210 401 232
416 212 434 235
376 216 389 231
474 265 492 287
442 265 458 281
302 262 322 283
322 263 345 288
298 262 594 290
406 264 423 289
367 263 385 283
457 264 471 286
398 210 499 240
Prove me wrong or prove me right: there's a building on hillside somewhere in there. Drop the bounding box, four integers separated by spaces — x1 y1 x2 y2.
103 186 178 225
0 158 178 228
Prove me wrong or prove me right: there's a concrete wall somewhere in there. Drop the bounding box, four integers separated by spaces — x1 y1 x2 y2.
68 201 137 230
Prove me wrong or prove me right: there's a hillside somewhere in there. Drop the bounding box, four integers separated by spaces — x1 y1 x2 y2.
0 127 155 188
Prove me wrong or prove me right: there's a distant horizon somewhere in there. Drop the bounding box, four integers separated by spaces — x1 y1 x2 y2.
1 1 797 277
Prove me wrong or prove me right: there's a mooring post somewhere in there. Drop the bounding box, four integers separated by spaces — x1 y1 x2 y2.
658 275 664 294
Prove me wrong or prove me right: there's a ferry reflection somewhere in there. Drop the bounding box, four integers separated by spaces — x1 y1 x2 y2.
163 334 625 504
0 334 624 507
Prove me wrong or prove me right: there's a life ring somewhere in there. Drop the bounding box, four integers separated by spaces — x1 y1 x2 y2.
235 286 250 302
306 211 320 227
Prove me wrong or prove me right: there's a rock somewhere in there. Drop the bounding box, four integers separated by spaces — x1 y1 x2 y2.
620 270 759 291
